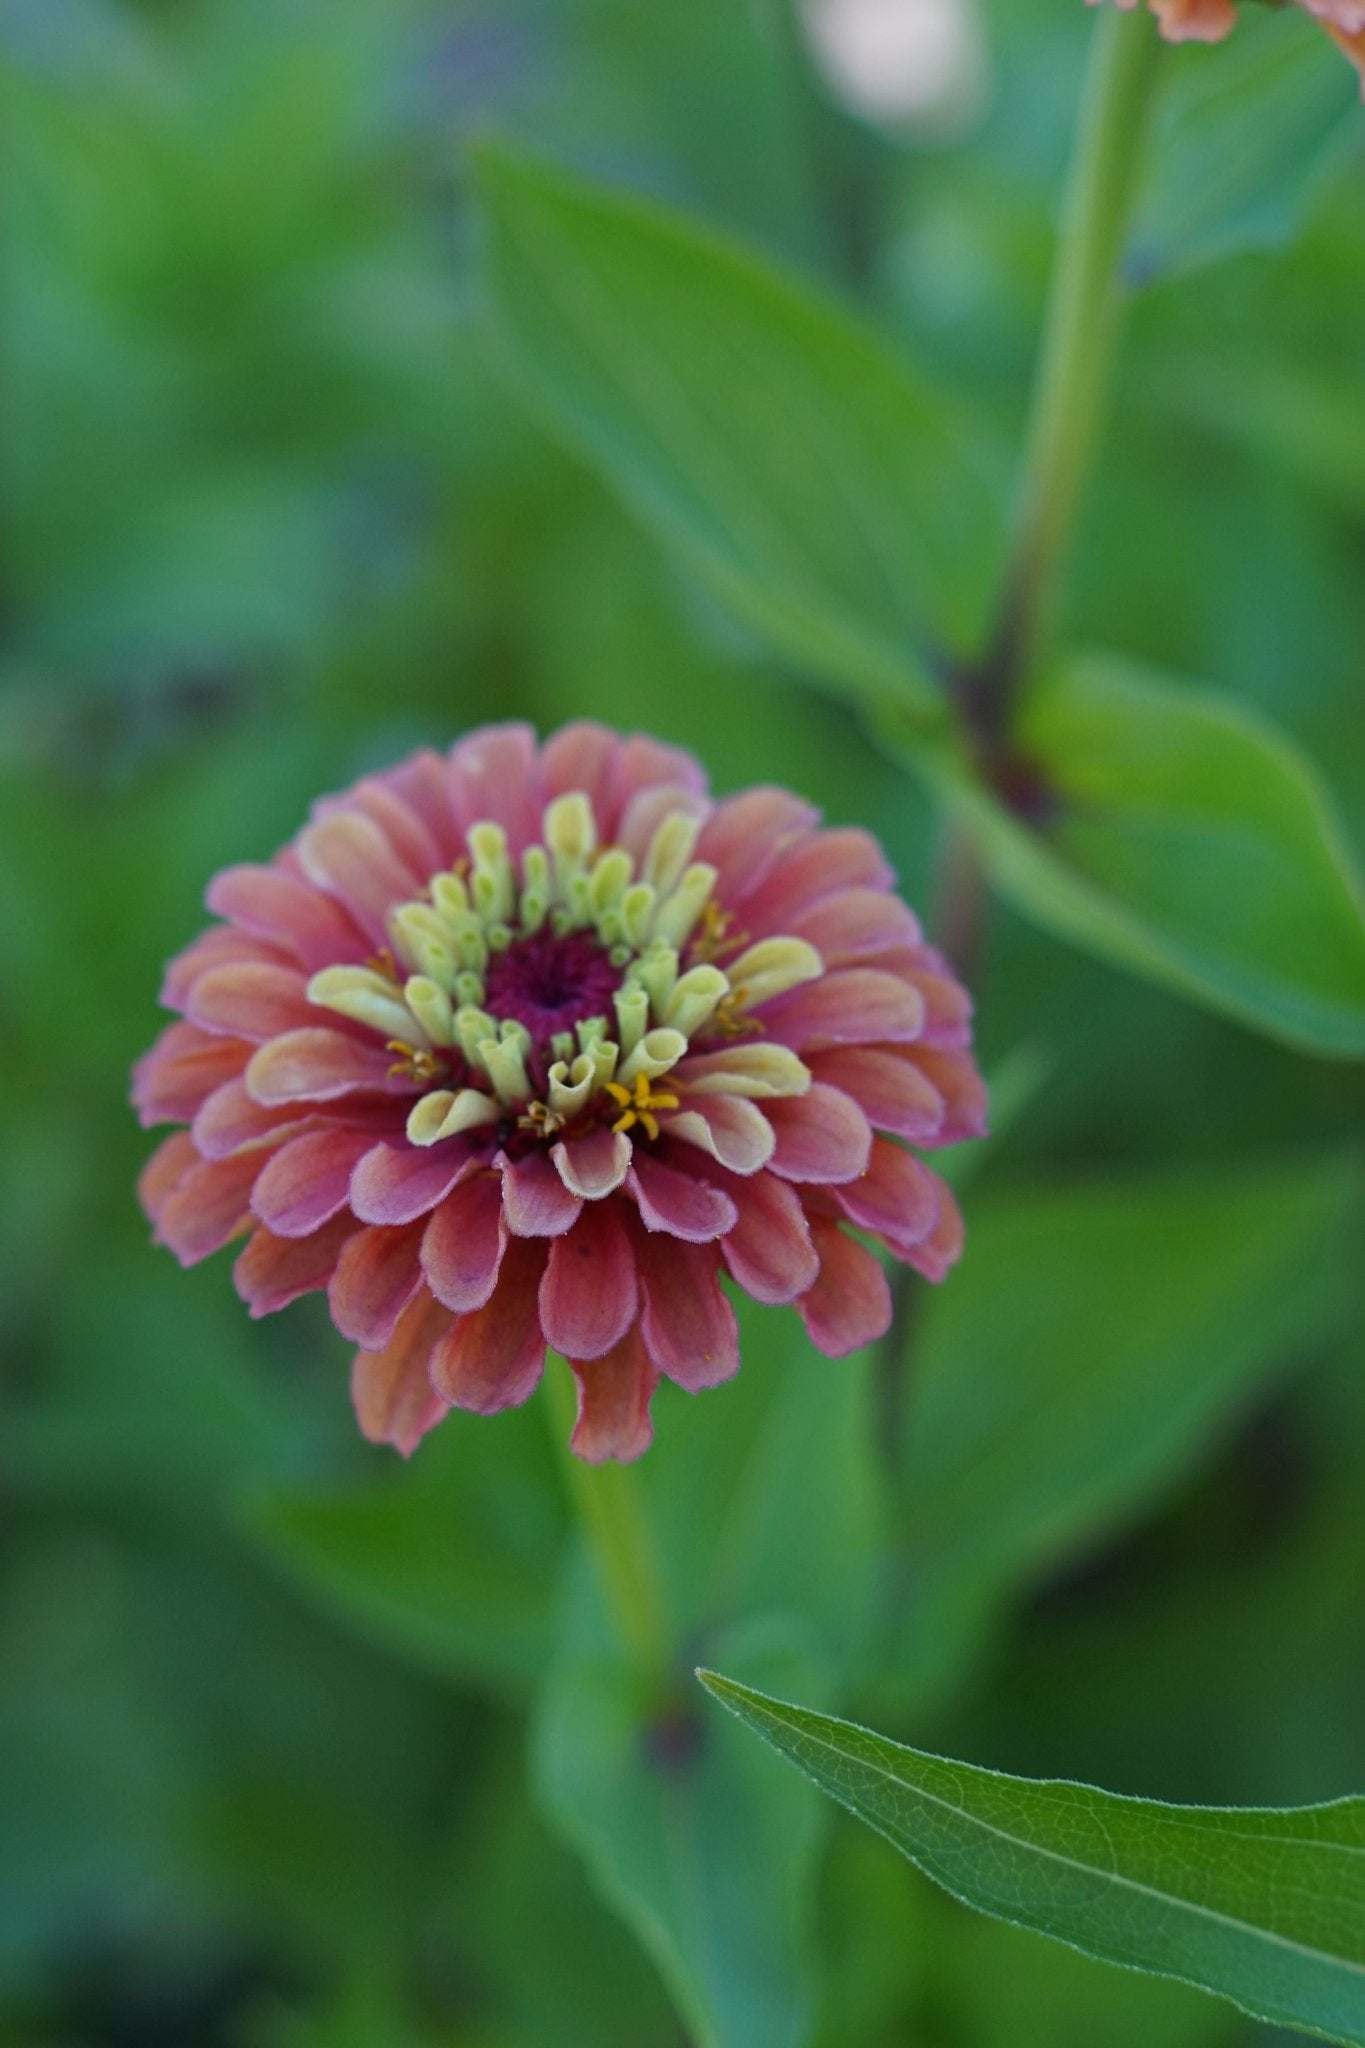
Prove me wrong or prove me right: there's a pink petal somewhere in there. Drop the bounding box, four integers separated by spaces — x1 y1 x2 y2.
614 783 710 868
500 1150 583 1237
351 1294 452 1456
909 1045 988 1143
161 927 292 1011
627 1152 738 1242
137 1130 199 1223
421 1173 506 1311
609 732 708 811
737 826 894 931
328 1221 426 1348
152 1149 262 1266
428 1237 548 1413
374 748 461 863
905 1172 964 1281
185 961 320 1042
761 969 925 1050
350 1138 479 1226
636 1235 738 1389
835 1137 940 1255
192 1079 311 1160
798 1217 893 1355
446 723 542 852
539 1202 639 1361
567 1334 659 1464
334 777 444 882
696 788 818 907
234 1214 356 1317
296 810 424 946
553 1125 631 1200
245 1029 404 1106
764 1083 872 1184
786 887 921 965
716 1168 820 1304
206 863 368 972
251 1124 379 1237
659 1095 774 1175
807 1047 947 1144
874 946 974 1047
133 1022 251 1126
539 721 621 823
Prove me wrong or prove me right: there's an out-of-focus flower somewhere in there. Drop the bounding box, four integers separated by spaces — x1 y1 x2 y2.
134 725 984 1463
1095 0 1365 92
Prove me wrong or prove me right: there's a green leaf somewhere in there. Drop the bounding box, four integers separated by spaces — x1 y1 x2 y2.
891 1152 1359 1701
699 1672 1365 2047
241 1404 564 1702
1134 15 1358 278
932 652 1365 1055
473 142 1001 721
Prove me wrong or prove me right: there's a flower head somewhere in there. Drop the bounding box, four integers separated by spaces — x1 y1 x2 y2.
134 724 985 1462
1094 0 1365 90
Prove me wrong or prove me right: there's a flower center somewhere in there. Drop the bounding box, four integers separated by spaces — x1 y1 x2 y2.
481 927 623 1056
304 789 823 1150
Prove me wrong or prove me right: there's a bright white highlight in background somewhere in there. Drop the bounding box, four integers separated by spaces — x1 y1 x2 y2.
799 0 990 133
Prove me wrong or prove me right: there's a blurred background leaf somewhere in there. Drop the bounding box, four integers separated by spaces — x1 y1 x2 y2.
917 653 1365 1054
475 142 1002 720
1132 15 1360 280
876 1151 1361 1713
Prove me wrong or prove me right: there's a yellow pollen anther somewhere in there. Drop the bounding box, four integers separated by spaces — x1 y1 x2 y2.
605 1073 680 1144
518 1099 565 1139
710 991 764 1039
366 946 401 982
691 902 746 963
386 1039 444 1085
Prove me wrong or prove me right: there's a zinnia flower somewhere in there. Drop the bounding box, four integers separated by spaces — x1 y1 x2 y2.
134 724 984 1463
1095 0 1365 89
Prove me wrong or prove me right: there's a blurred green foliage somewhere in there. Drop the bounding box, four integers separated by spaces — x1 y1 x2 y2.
1 0 1362 2043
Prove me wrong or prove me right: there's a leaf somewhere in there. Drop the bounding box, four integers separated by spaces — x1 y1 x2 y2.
699 1672 1365 2048
906 1152 1358 1589
473 142 1001 721
890 1152 1360 1700
1133 15 1358 279
928 652 1365 1055
241 1402 565 1701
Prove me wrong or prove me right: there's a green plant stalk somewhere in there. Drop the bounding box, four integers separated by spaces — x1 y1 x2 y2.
545 1359 673 1699
986 6 1162 727
880 11 1161 1481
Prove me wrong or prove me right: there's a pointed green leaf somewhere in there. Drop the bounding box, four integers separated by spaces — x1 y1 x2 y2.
474 142 1001 721
927 652 1365 1054
699 1673 1365 2047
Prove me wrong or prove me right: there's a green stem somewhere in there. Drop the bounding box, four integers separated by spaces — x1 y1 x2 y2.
545 1360 673 1699
983 7 1161 731
881 16 1160 1475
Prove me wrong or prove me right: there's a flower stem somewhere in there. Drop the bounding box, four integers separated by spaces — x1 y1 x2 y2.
880 15 1160 1478
979 7 1162 736
545 1360 673 1698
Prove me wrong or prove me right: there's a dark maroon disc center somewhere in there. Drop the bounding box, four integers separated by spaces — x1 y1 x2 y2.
482 927 622 1052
